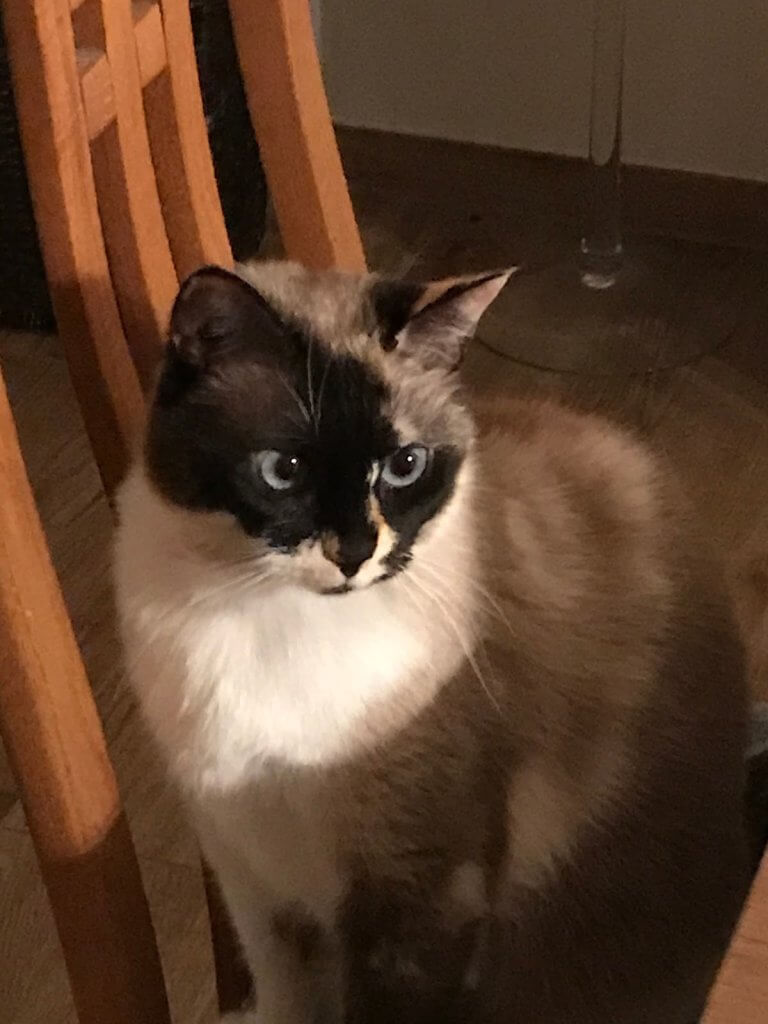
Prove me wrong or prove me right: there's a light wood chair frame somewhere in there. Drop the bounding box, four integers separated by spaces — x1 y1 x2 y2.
0 1 364 1021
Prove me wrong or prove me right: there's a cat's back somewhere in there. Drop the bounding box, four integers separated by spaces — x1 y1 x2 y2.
470 398 749 1022
478 394 748 760
478 396 738 705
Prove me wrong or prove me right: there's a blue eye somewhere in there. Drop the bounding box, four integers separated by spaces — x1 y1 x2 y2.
381 445 429 488
255 450 303 491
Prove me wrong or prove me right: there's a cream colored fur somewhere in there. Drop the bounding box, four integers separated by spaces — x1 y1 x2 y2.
113 262 748 1024
115 457 478 1022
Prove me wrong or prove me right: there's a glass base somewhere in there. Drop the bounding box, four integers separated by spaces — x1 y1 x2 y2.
477 238 757 376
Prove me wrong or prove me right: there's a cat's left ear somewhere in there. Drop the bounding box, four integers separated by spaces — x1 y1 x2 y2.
168 265 286 370
371 269 516 370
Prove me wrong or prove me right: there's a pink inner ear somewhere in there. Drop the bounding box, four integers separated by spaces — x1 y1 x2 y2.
457 270 517 322
414 270 516 325
391 269 516 371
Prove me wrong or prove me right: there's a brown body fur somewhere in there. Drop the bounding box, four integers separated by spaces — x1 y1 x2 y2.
120 263 750 1023
259 402 749 1024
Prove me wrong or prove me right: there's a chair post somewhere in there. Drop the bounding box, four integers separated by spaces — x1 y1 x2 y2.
86 0 179 387
2 0 144 496
145 0 234 277
0 369 171 1024
227 0 367 272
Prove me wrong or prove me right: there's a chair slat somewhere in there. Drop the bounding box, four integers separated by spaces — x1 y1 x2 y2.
134 0 168 82
3 0 144 497
228 0 366 272
5 2 367 1019
143 0 232 278
77 3 168 141
90 0 178 387
0 371 171 1024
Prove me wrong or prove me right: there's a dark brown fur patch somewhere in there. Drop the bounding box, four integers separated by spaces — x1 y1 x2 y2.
271 903 322 964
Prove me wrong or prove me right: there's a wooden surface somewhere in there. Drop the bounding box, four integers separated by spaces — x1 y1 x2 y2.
704 853 768 1024
0 368 170 1024
228 0 366 272
75 0 166 140
2 0 144 497
87 0 178 386
143 0 233 278
2 129 768 1021
4 3 362 1017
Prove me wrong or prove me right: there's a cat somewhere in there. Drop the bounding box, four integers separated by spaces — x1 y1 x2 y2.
113 260 750 1024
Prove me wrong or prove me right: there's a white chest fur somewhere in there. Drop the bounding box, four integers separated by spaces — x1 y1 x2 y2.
114 469 472 924
193 770 344 930
121 573 440 791
114 470 468 794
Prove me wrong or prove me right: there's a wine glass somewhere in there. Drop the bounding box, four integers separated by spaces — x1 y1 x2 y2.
479 0 754 376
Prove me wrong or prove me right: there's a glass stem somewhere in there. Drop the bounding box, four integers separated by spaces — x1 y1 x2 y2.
580 0 626 289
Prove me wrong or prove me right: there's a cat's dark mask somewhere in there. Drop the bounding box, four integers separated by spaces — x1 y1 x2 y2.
145 263 511 593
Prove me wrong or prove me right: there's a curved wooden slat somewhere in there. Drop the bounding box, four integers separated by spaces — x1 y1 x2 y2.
133 0 168 87
7 5 366 1022
0 371 170 1024
227 0 366 272
77 1 168 141
90 0 178 386
143 0 232 278
703 854 768 1024
3 0 144 497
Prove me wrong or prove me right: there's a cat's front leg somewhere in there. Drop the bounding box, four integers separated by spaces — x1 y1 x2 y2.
207 898 338 1024
202 843 342 1023
211 915 339 1024
244 902 343 1024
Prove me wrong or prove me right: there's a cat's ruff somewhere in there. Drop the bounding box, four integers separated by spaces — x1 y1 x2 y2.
115 461 475 785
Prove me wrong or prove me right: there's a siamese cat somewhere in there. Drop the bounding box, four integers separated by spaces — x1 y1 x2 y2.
114 261 749 1024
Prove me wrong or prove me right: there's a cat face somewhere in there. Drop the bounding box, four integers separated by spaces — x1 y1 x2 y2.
145 262 510 593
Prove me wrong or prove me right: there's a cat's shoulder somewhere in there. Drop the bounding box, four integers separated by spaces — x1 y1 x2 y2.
474 394 669 510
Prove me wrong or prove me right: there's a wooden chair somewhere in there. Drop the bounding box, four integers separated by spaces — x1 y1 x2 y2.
0 1 365 1021
703 854 768 1024
4 1 765 1022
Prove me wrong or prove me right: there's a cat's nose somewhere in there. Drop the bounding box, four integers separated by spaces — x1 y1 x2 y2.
339 558 366 579
328 530 377 578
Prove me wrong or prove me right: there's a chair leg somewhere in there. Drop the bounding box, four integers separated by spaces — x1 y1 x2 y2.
228 0 367 273
0 369 170 1024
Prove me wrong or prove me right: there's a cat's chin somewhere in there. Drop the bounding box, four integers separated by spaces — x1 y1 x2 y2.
322 582 354 596
320 570 396 596
320 580 376 596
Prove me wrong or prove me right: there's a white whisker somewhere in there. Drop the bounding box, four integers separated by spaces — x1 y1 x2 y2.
306 334 317 428
277 372 311 426
122 568 277 681
403 572 503 716
314 353 333 431
416 558 515 639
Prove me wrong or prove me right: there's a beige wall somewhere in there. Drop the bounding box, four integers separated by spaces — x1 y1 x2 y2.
321 0 768 182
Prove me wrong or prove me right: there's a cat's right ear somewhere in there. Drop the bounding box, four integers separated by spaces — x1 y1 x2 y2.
371 269 515 371
168 266 285 370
